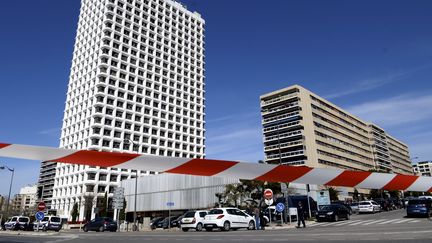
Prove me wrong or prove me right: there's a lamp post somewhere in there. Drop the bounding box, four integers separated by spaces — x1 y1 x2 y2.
124 139 139 231
0 164 15 216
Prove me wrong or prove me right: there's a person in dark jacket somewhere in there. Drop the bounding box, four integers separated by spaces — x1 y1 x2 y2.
296 202 306 228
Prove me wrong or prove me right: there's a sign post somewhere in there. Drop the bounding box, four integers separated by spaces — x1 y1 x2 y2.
36 202 46 232
275 203 285 226
263 189 273 227
166 202 174 231
113 187 125 232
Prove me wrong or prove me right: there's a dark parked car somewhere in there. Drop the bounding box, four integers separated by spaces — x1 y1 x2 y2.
175 214 185 228
331 201 353 215
163 216 180 229
374 198 392 211
150 217 164 230
316 204 350 222
83 217 117 232
407 199 432 217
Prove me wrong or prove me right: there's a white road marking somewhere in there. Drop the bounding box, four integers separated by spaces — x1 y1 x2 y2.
391 218 415 224
332 220 361 226
361 219 387 225
377 219 400 224
347 219 374 226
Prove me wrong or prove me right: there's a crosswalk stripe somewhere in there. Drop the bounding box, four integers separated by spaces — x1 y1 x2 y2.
347 220 374 226
361 219 387 225
391 219 414 224
377 219 400 224
333 220 361 226
408 220 421 223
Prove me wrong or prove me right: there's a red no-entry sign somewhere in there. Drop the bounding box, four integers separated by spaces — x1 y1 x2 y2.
264 189 273 200
38 202 46 211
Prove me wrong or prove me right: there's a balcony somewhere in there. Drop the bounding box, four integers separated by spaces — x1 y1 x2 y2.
262 111 300 125
264 130 302 142
266 150 305 160
263 120 301 134
261 92 299 107
265 139 303 152
261 101 299 116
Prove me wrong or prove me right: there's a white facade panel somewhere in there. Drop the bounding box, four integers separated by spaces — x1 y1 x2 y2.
121 174 238 212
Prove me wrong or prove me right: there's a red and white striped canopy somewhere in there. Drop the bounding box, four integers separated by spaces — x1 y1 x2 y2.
0 142 430 192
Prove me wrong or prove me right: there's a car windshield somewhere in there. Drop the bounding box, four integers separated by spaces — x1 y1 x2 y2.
11 217 17 221
208 209 223 215
42 217 49 221
19 218 29 222
321 205 338 210
184 211 195 218
360 202 371 205
409 200 427 205
51 217 61 222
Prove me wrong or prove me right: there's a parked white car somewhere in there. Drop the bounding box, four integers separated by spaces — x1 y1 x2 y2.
359 201 381 213
4 216 30 231
180 210 208 232
33 216 62 232
203 208 255 231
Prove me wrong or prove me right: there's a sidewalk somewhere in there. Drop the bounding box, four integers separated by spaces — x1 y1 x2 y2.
0 230 60 236
264 220 317 230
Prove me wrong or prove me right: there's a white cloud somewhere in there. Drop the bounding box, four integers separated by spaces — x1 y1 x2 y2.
325 64 432 99
347 93 432 127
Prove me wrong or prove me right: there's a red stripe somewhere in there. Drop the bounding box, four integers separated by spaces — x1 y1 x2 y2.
0 143 11 149
254 165 312 183
382 174 419 191
48 150 140 167
165 159 238 176
428 187 432 193
325 171 372 187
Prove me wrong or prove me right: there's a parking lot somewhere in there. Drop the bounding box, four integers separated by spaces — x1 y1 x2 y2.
2 209 432 243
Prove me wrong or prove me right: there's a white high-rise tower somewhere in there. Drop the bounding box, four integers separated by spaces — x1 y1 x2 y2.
51 0 205 220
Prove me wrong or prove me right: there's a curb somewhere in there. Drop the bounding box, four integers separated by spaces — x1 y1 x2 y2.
0 231 60 236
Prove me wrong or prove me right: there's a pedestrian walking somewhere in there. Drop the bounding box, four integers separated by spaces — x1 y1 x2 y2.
254 207 261 230
296 202 306 228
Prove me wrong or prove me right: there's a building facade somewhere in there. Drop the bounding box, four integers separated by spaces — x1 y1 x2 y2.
50 0 205 220
260 85 412 175
37 161 56 210
11 185 38 215
413 161 432 176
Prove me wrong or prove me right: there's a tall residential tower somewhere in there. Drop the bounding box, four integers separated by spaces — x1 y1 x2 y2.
48 0 205 220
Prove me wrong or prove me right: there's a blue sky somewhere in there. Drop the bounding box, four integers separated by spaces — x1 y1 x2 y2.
1 0 432 196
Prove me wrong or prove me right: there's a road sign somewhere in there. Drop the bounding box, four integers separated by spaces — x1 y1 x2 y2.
38 202 46 211
166 202 174 207
276 203 285 213
35 211 45 221
317 190 331 209
264 198 273 206
264 189 273 200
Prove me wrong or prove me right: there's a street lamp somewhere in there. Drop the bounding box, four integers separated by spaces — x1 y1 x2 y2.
0 164 15 216
123 139 139 231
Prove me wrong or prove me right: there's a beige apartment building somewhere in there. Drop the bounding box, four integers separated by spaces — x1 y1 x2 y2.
260 85 412 175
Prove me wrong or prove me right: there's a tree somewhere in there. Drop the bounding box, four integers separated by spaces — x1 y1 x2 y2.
328 187 339 201
119 198 127 221
71 203 79 223
353 189 359 201
100 192 108 217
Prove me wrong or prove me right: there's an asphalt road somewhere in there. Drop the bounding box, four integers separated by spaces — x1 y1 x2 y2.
1 209 431 243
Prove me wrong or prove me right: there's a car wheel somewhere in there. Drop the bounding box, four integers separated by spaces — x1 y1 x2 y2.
196 223 203 232
247 221 255 230
334 215 339 222
99 226 104 232
182 228 189 232
83 226 88 232
222 221 230 231
42 226 47 232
